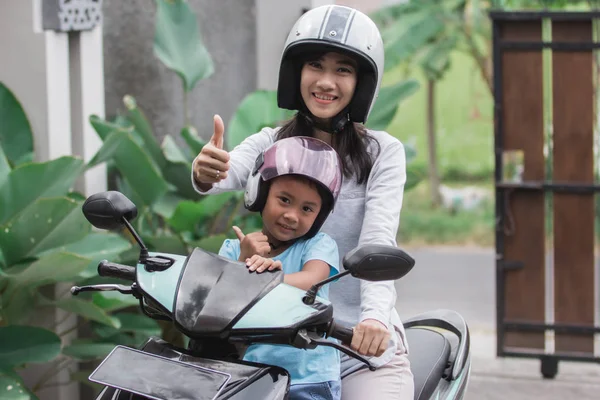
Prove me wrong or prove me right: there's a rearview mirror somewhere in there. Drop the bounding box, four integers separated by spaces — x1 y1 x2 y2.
82 191 138 230
343 245 414 282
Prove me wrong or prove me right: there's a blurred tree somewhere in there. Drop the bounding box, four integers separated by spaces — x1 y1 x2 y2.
371 0 599 206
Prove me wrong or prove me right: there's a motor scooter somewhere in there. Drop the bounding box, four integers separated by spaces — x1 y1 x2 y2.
72 191 471 400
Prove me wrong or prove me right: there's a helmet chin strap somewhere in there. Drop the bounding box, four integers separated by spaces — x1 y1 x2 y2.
299 106 351 134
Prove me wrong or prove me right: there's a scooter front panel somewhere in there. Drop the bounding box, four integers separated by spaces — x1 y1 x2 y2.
232 283 330 329
136 252 187 311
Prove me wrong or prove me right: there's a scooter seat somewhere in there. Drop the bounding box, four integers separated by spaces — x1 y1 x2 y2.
406 327 451 400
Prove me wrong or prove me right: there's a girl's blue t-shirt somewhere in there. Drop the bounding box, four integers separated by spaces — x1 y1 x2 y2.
218 232 341 385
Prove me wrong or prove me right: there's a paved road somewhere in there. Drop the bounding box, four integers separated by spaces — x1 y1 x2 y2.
394 246 600 399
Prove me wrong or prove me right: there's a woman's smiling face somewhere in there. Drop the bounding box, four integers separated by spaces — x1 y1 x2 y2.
300 51 358 123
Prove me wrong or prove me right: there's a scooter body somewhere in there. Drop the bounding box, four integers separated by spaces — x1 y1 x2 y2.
74 191 471 400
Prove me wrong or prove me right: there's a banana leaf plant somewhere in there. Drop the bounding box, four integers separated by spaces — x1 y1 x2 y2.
87 0 243 256
0 82 160 399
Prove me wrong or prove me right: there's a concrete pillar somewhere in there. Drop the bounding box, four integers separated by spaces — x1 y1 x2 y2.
255 0 335 91
70 26 107 196
102 0 257 143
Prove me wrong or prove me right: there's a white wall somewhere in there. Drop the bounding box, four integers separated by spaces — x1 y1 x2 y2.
0 1 53 160
0 0 105 192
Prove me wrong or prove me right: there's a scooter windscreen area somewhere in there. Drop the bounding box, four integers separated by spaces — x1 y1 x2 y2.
89 346 231 400
174 247 283 337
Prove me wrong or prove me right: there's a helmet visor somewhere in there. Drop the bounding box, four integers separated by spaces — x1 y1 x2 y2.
259 136 342 201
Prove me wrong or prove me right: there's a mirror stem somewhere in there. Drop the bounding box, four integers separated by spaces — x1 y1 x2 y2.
122 217 149 262
302 269 351 305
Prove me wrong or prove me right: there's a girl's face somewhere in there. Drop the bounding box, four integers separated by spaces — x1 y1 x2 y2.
300 52 358 123
262 176 322 243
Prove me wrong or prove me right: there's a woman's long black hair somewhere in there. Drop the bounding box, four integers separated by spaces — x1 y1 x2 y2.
276 114 379 185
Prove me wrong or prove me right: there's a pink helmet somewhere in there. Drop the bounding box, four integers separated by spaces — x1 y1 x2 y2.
244 136 343 238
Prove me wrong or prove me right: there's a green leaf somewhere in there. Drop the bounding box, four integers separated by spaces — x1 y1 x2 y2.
123 95 167 170
88 130 169 207
62 340 117 361
0 326 61 369
0 156 84 225
40 232 133 279
161 135 198 199
89 114 135 141
0 287 36 325
153 192 185 220
162 135 188 163
0 369 38 400
153 0 215 91
142 233 188 255
5 252 89 289
0 83 34 168
54 298 121 328
227 90 294 149
116 175 146 213
166 200 206 232
419 36 457 80
168 192 238 232
163 161 198 200
92 291 140 312
192 234 228 254
0 198 90 265
180 125 205 157
406 163 426 192
111 312 161 336
366 79 420 131
369 2 415 26
381 10 445 71
46 232 131 262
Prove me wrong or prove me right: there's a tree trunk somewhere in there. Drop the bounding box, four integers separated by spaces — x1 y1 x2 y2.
426 79 442 207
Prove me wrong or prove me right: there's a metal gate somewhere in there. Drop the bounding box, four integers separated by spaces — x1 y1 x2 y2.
491 10 600 378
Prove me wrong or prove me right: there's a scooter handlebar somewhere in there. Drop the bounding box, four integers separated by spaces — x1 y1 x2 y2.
98 260 136 281
328 320 354 346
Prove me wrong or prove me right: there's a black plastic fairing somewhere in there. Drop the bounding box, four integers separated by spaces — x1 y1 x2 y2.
141 337 290 400
89 346 231 400
173 248 284 338
93 337 290 400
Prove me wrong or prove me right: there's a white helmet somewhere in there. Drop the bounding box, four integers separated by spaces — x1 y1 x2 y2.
277 5 384 124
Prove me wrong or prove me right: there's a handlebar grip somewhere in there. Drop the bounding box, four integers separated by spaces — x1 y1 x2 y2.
98 260 136 281
329 321 354 346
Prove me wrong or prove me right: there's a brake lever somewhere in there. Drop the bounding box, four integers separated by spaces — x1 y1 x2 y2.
71 284 135 296
293 330 376 371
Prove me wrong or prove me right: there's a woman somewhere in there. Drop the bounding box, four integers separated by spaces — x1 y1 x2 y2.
191 5 413 400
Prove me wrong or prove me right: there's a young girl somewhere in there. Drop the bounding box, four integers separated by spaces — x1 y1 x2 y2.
192 5 414 400
218 136 343 400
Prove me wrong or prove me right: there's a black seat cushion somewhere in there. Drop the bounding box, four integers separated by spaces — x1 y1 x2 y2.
406 328 451 400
